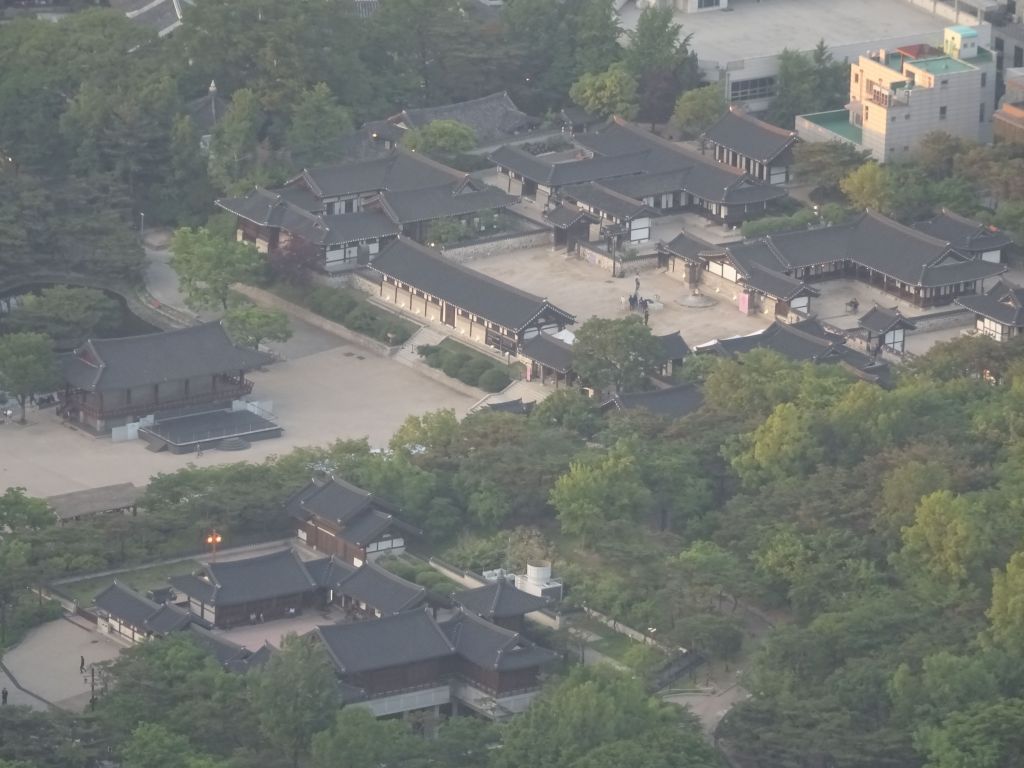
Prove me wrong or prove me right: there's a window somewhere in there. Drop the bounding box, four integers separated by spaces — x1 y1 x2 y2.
697 0 720 6
1015 46 1023 68
939 106 947 120
891 115 897 122
980 102 986 122
854 73 860 84
864 106 870 121
995 37 1004 53
982 72 988 88
730 77 776 101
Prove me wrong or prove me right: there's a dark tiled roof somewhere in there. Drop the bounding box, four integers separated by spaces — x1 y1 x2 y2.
913 209 1013 254
379 183 516 225
145 603 192 634
603 383 704 418
439 610 558 671
169 574 216 604
956 279 1024 326
46 483 141 521
560 182 652 221
485 398 536 414
656 331 690 361
371 239 576 331
61 322 271 392
453 579 547 619
336 561 426 615
287 477 379 526
601 169 691 199
858 306 917 334
93 582 160 629
703 107 798 163
545 204 589 229
560 106 602 127
299 150 464 198
395 92 538 142
697 320 888 383
172 549 318 607
320 211 400 244
662 231 727 262
521 333 574 373
342 509 400 547
305 556 359 588
187 625 249 666
742 262 816 301
317 610 454 674
488 145 648 186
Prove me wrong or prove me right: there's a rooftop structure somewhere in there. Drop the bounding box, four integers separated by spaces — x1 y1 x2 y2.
600 383 705 419
702 107 799 185
956 278 1024 341
390 92 539 144
46 483 142 525
796 26 996 161
913 209 1013 262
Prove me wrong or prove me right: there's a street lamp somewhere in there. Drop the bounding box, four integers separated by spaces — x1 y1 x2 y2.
139 211 145 241
206 530 222 560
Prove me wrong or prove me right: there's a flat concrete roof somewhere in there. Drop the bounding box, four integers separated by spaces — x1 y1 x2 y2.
618 0 951 64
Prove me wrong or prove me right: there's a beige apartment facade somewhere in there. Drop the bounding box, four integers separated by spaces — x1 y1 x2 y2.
798 26 996 162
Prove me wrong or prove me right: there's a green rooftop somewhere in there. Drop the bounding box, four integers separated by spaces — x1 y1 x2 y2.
911 56 974 75
801 109 863 144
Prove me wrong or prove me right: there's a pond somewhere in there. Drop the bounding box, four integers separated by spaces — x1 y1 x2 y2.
0 282 159 350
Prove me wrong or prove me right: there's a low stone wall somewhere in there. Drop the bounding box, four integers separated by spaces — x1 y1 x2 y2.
582 606 668 652
577 242 661 275
909 307 973 332
442 229 552 262
232 284 402 357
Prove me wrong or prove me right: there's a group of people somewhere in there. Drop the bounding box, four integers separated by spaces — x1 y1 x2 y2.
628 276 651 325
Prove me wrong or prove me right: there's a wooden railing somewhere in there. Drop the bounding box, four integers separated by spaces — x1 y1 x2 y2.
75 379 253 420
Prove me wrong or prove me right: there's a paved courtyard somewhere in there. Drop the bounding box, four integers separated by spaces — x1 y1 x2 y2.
617 0 950 63
2 617 122 711
0 339 474 498
465 245 770 345
217 606 342 650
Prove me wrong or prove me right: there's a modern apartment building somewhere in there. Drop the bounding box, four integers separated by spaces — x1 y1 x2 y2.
797 26 996 161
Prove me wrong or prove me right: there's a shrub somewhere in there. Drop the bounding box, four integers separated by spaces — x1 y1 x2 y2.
478 367 511 392
426 352 446 369
457 358 492 386
442 352 471 378
384 322 413 345
416 344 441 358
308 286 357 320
344 305 382 336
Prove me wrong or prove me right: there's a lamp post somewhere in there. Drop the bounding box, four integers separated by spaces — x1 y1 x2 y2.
139 211 145 242
206 530 222 561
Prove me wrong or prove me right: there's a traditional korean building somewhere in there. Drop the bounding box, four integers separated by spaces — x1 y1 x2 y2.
60 322 271 433
702 106 798 185
46 483 142 526
316 607 557 720
858 306 917 354
913 209 1014 263
490 117 786 226
216 150 516 273
329 560 427 618
661 210 1007 311
656 331 691 376
285 477 418 565
452 579 548 632
388 92 539 145
696 318 892 385
170 548 321 629
600 383 705 419
92 582 190 644
956 278 1024 341
371 238 575 354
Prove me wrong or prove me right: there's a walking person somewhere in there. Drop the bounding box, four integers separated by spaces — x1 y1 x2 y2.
79 655 85 674
635 275 640 293
2 687 8 705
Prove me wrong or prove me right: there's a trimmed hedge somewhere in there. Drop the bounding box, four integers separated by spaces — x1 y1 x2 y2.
304 285 415 345
416 342 511 391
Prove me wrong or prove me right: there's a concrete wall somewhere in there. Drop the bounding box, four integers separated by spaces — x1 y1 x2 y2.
795 115 860 146
901 0 984 25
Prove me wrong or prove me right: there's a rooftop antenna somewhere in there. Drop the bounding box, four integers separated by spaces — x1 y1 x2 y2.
209 80 218 124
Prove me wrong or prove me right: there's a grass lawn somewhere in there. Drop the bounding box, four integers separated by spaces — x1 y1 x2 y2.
590 633 639 662
58 560 199 606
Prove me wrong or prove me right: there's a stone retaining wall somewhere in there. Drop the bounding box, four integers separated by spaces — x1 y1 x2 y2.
442 229 552 262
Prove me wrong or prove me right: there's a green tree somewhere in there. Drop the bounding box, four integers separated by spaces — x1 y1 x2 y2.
310 708 419 768
898 491 987 589
841 162 894 212
169 227 264 311
569 65 638 120
252 634 337 768
0 332 58 423
401 119 476 158
918 698 1024 768
286 83 353 169
530 389 602 438
571 316 663 394
550 454 651 543
988 550 1024 656
792 140 872 190
914 131 970 180
0 540 30 645
572 0 623 76
495 667 717 768
223 304 292 349
623 7 700 126
163 115 217 226
208 88 265 194
121 724 194 768
731 402 825 487
0 488 53 533
766 42 847 128
6 285 121 348
672 84 727 138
